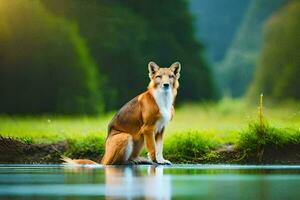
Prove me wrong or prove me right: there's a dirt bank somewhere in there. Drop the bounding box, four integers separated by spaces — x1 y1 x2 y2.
0 137 66 164
0 137 299 164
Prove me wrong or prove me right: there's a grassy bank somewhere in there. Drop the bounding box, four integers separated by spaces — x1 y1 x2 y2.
0 98 300 164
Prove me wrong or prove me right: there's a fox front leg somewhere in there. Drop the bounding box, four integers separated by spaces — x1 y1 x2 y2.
155 130 172 165
143 130 157 163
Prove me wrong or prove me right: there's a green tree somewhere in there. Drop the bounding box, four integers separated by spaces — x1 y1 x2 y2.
248 0 300 100
0 0 103 114
43 0 153 109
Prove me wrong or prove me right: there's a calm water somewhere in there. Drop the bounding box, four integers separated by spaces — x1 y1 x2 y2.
0 164 300 200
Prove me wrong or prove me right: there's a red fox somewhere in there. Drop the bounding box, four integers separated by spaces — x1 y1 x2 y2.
62 61 181 165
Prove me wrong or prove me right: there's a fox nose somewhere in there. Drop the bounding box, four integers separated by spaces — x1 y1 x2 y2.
163 83 169 89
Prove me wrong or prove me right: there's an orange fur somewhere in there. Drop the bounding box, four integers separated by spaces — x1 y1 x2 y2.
62 61 181 165
61 155 98 165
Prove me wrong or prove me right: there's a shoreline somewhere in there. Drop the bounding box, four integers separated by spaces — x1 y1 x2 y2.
1 137 299 165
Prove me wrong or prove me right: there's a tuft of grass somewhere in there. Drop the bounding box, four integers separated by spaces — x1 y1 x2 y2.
164 130 222 163
238 95 300 162
238 122 300 158
65 133 106 160
203 151 220 161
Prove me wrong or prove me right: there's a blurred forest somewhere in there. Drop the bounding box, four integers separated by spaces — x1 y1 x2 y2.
0 0 299 115
0 0 216 114
249 0 300 99
217 0 286 97
190 0 251 63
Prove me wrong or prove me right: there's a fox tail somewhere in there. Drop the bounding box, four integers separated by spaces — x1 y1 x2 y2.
61 155 99 165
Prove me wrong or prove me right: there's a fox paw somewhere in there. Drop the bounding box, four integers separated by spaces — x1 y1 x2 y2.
147 153 172 165
129 157 153 165
155 158 172 165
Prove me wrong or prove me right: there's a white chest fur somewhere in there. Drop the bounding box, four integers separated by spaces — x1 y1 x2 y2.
152 89 173 133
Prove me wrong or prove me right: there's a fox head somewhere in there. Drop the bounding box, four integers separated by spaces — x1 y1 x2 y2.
147 61 181 94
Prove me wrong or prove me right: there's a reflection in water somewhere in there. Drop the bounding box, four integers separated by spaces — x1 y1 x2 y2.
0 165 300 199
105 166 171 200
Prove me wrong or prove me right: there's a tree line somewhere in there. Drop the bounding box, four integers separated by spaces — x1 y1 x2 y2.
0 0 217 115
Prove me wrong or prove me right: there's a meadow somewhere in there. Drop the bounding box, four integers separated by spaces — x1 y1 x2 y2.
1 98 300 163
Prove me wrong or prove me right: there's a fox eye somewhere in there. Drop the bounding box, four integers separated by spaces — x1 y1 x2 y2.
169 74 175 78
155 75 162 79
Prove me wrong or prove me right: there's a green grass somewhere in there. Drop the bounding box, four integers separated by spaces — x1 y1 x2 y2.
239 121 300 155
164 130 222 163
0 114 111 143
0 98 300 163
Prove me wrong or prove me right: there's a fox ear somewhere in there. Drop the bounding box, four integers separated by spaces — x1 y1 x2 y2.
148 61 159 78
170 62 181 79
